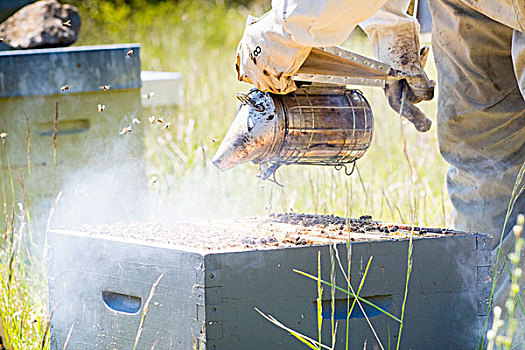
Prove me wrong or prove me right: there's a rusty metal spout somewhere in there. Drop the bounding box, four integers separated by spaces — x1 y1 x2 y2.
212 89 281 171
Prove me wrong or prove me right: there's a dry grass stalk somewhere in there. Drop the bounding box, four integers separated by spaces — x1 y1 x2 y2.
23 110 31 175
62 323 74 350
355 165 370 214
15 172 33 245
43 191 62 267
5 204 23 292
2 210 6 251
53 99 59 166
132 273 164 350
40 303 58 350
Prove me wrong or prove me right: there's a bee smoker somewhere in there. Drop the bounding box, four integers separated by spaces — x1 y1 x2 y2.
212 46 431 182
212 83 373 181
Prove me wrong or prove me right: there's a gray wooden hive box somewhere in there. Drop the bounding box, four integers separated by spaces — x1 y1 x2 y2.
47 219 491 350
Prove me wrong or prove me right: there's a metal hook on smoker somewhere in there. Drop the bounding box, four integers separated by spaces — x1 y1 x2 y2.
257 162 284 187
334 161 356 176
237 92 265 112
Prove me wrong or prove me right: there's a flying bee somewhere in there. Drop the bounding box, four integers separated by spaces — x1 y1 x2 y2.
132 118 141 125
97 104 105 112
60 85 69 91
0 133 8 139
162 122 171 130
142 92 154 99
211 138 218 143
99 85 111 91
148 116 157 124
156 118 164 124
126 49 134 57
149 176 158 186
62 20 71 27
119 126 132 135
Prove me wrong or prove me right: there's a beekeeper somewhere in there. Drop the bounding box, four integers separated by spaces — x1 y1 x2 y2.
236 0 525 307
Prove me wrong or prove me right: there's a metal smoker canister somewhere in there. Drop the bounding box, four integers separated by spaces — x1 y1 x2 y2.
212 85 374 180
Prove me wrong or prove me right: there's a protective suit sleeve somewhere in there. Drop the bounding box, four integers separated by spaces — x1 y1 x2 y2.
236 0 386 94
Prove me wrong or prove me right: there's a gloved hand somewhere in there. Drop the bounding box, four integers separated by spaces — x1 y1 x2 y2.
235 12 311 94
364 22 435 132
384 33 435 131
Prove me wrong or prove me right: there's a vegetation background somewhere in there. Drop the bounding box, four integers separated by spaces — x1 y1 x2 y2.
72 0 451 226
0 0 454 348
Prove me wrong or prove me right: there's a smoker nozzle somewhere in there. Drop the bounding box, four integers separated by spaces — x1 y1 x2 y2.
212 91 279 171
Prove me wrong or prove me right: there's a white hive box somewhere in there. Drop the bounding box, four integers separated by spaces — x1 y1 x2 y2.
140 71 183 108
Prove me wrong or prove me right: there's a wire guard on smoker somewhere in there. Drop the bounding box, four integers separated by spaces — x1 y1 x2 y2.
212 85 374 183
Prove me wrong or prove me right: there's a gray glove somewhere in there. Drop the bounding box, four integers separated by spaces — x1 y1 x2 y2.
385 46 435 132
363 21 435 132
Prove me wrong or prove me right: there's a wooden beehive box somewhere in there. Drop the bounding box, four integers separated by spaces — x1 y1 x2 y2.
47 215 491 349
0 44 146 228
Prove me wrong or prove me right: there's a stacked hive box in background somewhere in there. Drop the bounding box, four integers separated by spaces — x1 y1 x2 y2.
0 44 146 227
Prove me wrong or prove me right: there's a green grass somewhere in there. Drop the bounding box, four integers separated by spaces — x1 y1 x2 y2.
0 0 453 348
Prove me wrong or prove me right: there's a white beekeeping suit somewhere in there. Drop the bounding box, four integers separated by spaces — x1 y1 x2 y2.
236 0 435 122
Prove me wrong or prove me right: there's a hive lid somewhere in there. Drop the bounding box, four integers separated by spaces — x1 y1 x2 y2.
50 214 484 254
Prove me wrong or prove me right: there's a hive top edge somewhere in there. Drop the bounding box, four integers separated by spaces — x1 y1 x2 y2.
48 214 486 254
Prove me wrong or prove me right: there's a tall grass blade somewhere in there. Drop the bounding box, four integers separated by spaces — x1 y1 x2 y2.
333 246 384 350
347 256 372 321
345 255 385 350
2 139 16 207
330 246 336 348
254 308 331 350
396 227 414 350
480 160 525 349
317 251 323 349
0 314 9 350
16 173 33 246
294 269 402 323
